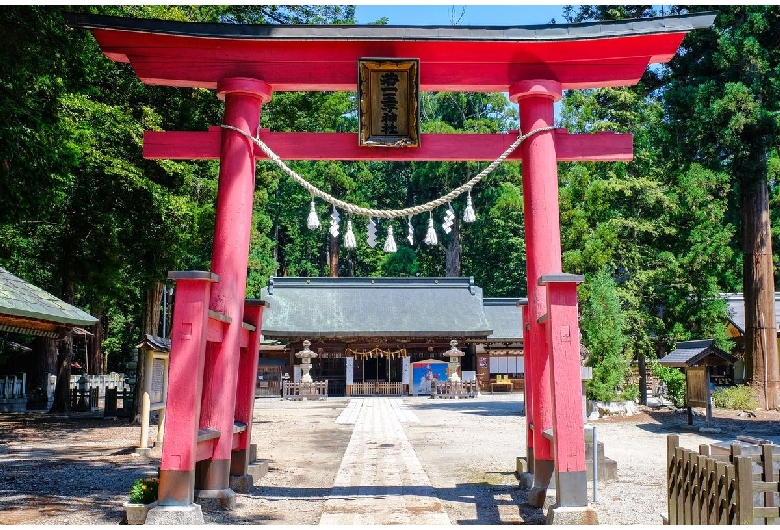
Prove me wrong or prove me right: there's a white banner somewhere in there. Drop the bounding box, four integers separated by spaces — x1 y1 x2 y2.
402 357 410 385
346 357 354 385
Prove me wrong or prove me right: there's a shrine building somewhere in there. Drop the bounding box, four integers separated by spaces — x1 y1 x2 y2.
257 276 527 396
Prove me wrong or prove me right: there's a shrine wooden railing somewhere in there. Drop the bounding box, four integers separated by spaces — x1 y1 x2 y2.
666 434 780 525
432 380 478 399
282 381 328 401
0 374 25 399
346 382 404 396
70 386 100 411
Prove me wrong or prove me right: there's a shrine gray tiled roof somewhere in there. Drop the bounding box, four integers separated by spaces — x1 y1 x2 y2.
483 298 526 342
658 339 737 368
0 267 97 326
260 277 492 339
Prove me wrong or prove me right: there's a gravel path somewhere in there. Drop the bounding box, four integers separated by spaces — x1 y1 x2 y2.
1 395 778 525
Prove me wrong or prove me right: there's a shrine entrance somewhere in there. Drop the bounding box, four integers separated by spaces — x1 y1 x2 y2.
66 11 716 525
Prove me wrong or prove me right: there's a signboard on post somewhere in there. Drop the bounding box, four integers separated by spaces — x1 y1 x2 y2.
358 58 420 147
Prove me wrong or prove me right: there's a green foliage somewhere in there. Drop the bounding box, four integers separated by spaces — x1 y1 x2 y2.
712 385 759 410
581 268 632 402
380 246 419 277
650 362 687 408
619 384 640 403
128 477 158 505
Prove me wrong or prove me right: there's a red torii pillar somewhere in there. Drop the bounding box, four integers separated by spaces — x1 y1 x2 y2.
150 78 271 521
510 80 593 519
194 78 270 507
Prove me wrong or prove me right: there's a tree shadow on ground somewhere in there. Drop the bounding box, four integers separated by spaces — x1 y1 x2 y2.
0 412 157 525
210 480 546 525
633 408 780 445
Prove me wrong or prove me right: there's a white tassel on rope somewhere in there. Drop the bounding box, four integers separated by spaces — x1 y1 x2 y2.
344 219 357 248
406 216 414 245
424 214 438 246
384 225 397 253
367 218 377 248
463 191 476 223
307 199 320 230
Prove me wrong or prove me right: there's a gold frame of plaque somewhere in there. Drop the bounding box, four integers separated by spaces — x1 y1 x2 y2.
358 58 420 147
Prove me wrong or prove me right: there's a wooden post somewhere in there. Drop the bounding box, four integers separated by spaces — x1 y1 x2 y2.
705 366 713 426
229 300 266 489
510 80 562 503
521 303 534 474
140 392 151 450
735 455 754 525
157 271 218 507
667 435 679 524
538 274 587 507
196 78 271 499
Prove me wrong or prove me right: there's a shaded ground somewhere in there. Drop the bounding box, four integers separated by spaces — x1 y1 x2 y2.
0 397 777 525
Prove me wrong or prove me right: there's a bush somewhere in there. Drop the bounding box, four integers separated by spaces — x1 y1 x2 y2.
129 477 158 505
712 385 758 410
650 362 686 408
619 383 640 403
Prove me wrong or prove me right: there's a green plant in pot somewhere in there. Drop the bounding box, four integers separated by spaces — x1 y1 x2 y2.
125 477 159 525
129 477 159 505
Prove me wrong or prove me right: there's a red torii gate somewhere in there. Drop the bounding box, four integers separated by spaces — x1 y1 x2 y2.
66 11 715 524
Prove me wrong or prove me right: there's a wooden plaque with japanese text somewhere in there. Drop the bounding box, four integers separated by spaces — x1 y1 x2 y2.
358 58 420 147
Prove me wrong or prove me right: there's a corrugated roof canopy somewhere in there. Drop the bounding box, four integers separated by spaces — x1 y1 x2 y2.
260 277 492 339
658 339 737 368
0 267 97 338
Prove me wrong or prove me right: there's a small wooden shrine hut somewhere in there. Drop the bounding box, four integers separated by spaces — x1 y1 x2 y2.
260 276 493 396
0 267 97 411
658 339 737 426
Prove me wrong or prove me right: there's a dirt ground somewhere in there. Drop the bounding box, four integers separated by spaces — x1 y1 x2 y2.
0 396 778 525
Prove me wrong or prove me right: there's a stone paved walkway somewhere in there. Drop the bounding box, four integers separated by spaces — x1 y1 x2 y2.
319 397 451 525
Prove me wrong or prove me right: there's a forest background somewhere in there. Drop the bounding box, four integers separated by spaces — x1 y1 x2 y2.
1 5 779 410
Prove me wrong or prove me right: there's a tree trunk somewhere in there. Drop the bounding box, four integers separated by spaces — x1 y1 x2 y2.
329 233 340 277
88 306 103 375
49 271 76 414
131 282 164 423
741 176 780 409
30 337 57 392
444 221 462 277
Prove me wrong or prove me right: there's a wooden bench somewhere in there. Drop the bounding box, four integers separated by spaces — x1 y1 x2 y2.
490 381 513 394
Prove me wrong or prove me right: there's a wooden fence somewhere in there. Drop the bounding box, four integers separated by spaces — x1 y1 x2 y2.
70 386 100 411
104 387 135 418
666 434 780 524
432 380 478 399
347 382 403 396
282 380 328 400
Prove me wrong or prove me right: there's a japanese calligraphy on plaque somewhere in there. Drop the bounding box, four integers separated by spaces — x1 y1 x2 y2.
358 58 420 147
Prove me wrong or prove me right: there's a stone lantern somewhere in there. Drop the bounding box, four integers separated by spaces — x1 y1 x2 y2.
446 340 465 383
295 340 318 383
